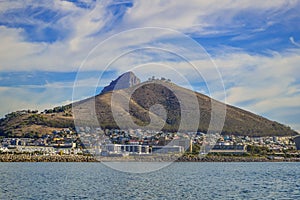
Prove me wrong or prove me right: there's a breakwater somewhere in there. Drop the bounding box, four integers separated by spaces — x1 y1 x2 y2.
0 154 97 162
1 154 300 162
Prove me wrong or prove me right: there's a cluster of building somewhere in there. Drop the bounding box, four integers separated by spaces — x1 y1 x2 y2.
1 126 299 157
0 128 83 155
76 127 300 156
208 135 297 155
77 128 190 156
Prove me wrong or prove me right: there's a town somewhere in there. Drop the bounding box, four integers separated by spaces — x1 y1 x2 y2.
1 126 300 160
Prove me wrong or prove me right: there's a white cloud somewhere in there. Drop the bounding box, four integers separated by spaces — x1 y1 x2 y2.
0 26 47 69
1 0 299 71
0 1 110 71
123 0 297 32
290 37 300 48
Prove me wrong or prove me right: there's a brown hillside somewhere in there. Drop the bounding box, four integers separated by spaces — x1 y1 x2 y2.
72 80 298 136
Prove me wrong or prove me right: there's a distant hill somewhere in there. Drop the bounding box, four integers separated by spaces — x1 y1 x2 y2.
0 106 74 138
0 72 298 138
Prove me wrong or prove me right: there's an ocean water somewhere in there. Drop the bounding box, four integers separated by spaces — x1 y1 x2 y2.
0 162 299 199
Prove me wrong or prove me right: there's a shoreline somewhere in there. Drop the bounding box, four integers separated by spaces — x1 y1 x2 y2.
1 154 300 162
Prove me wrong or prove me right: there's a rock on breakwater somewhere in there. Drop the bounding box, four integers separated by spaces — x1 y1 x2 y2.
0 154 97 162
1 154 300 162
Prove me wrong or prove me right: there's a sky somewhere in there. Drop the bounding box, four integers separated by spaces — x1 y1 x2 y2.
0 0 300 132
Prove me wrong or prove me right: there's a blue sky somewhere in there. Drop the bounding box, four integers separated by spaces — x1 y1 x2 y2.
0 0 300 132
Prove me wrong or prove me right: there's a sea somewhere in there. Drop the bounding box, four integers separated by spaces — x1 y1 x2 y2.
0 162 299 199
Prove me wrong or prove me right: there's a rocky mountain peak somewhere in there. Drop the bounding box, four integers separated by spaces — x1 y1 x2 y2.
101 71 141 94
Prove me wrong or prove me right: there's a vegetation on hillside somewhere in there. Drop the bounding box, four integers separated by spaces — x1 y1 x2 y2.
0 106 74 138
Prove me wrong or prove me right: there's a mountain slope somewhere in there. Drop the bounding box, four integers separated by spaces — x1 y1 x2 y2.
73 80 298 136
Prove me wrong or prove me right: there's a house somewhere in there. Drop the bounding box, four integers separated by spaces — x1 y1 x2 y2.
293 135 300 150
210 144 247 155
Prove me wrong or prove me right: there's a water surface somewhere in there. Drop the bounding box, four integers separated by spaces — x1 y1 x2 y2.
0 162 299 199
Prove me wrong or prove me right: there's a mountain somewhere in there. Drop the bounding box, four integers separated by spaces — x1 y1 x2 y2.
73 79 297 136
101 71 141 94
0 72 298 137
